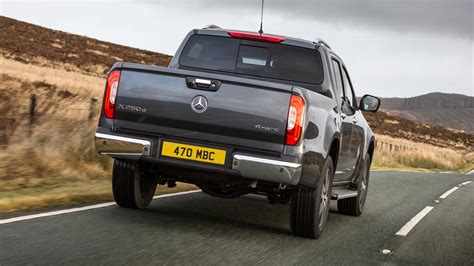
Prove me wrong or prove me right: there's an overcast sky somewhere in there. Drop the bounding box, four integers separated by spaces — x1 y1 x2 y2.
1 0 473 97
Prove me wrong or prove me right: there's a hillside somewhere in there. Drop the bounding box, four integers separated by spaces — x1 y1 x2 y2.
364 111 473 151
380 93 474 133
0 16 172 76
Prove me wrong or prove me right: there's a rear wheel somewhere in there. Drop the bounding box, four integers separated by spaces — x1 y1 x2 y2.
290 157 334 239
112 160 157 209
337 155 371 216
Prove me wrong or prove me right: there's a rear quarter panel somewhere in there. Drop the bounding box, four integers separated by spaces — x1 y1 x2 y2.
284 87 340 188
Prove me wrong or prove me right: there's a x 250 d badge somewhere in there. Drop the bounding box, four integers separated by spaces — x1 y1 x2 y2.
117 104 147 113
191 96 208 113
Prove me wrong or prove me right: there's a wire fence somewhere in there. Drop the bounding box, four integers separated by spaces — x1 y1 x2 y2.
375 140 417 152
0 94 99 148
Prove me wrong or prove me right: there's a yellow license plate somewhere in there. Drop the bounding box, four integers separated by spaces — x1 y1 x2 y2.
161 141 226 165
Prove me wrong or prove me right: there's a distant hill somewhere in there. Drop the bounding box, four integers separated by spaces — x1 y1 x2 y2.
364 111 473 151
380 93 474 133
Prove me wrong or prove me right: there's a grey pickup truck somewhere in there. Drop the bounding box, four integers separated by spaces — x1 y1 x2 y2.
95 26 380 239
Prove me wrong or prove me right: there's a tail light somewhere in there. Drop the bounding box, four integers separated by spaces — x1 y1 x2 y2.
228 31 285 43
286 95 305 146
103 70 121 119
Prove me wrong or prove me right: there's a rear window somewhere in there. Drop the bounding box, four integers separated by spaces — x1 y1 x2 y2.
179 35 324 85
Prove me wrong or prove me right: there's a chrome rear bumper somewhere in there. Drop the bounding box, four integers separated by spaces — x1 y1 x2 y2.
232 154 302 185
95 132 302 185
95 133 151 157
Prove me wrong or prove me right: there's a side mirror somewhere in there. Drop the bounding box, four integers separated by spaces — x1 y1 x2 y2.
359 94 380 112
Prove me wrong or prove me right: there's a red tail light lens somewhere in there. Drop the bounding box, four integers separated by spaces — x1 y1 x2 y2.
286 95 305 146
103 70 121 119
228 31 285 43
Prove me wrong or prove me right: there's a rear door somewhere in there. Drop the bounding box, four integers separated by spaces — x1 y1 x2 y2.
341 66 364 176
331 59 354 181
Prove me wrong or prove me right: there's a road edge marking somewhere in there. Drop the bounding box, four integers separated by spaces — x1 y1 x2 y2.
395 206 434 237
460 181 472 186
152 189 201 199
0 190 202 225
439 186 459 199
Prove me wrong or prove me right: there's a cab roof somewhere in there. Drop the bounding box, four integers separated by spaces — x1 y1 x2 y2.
195 28 331 51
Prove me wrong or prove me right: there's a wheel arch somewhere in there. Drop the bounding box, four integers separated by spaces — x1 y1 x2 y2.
367 137 375 162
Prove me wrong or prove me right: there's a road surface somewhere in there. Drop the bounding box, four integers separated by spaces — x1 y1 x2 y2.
0 171 473 265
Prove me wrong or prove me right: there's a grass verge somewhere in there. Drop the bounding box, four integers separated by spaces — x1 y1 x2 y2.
372 135 472 172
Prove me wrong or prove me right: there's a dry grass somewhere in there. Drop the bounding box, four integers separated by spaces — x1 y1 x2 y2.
0 56 197 213
372 134 472 172
0 107 197 213
0 55 104 99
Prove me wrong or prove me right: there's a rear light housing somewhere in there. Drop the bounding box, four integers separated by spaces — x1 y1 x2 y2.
103 70 121 119
286 95 305 146
227 31 285 43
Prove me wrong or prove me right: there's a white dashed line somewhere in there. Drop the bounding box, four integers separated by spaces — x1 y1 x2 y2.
0 190 201 225
395 206 434 236
439 186 459 199
395 180 471 237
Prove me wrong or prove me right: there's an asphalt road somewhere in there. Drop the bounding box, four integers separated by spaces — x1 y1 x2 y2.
0 171 473 265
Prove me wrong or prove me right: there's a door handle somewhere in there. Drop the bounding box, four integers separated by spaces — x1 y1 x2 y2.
352 118 357 124
341 113 347 119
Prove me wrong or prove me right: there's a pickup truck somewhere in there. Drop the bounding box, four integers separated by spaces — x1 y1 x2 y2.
95 26 381 239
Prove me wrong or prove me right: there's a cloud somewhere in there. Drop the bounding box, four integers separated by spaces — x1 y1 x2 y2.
146 0 473 40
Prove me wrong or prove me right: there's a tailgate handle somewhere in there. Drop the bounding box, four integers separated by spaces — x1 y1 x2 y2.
186 77 221 91
195 78 211 87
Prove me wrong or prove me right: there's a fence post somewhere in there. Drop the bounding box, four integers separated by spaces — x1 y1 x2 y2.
389 144 392 152
30 94 36 124
29 94 36 136
88 98 98 121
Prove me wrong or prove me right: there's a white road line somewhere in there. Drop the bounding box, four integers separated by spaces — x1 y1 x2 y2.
395 206 434 236
461 181 472 186
439 186 459 199
0 190 201 225
370 169 426 173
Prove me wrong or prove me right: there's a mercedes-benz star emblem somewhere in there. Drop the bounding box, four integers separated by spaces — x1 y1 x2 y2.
191 95 208 113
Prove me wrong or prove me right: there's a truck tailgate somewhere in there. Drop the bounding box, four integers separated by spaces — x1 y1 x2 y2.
113 64 292 153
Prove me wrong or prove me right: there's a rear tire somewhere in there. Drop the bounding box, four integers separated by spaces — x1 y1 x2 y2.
337 155 371 216
112 159 157 209
290 157 334 239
